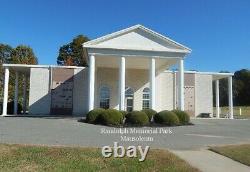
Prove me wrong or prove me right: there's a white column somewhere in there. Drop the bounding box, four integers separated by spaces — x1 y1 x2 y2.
2 68 9 116
173 72 177 109
119 57 126 111
178 59 185 111
215 80 220 118
14 72 19 115
228 76 233 119
149 58 156 109
88 54 95 111
22 75 27 114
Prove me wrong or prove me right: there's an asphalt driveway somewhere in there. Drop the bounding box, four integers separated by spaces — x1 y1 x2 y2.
0 117 250 150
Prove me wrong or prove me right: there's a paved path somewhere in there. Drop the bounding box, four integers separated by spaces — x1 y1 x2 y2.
173 149 250 172
0 117 250 150
1 117 250 171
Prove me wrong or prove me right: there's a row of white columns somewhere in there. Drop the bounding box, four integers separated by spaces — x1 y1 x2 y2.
215 76 234 119
2 68 27 116
88 55 185 112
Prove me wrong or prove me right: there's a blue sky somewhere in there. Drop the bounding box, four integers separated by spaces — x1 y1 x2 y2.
1 0 249 72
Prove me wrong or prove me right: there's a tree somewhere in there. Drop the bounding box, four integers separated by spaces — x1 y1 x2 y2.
0 44 13 101
0 44 13 64
233 69 250 106
11 45 38 65
57 35 89 66
0 44 38 105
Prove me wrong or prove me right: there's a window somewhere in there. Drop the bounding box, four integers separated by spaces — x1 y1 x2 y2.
125 87 134 112
142 87 150 109
100 86 110 109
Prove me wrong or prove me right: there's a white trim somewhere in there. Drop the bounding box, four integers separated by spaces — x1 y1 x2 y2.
164 70 234 76
87 48 186 59
183 71 234 76
83 24 191 52
2 64 85 69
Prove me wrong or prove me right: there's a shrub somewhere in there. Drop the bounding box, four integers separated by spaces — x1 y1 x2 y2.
125 111 149 126
7 101 22 114
119 110 128 119
172 110 190 125
86 108 105 124
154 110 179 126
141 109 157 121
99 109 123 126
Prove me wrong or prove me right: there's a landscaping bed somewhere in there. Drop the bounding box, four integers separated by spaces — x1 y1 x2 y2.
0 144 199 172
209 144 250 166
82 108 192 127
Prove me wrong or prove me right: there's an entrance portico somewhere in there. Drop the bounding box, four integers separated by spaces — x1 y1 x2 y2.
83 24 191 112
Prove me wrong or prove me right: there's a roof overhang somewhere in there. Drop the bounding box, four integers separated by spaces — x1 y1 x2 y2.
165 70 234 80
184 71 234 80
2 64 85 75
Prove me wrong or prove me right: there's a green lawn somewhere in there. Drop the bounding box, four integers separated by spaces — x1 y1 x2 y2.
213 106 250 119
209 144 250 166
0 144 199 172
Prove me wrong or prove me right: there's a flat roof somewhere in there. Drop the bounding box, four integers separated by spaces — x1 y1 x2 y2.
164 70 234 80
3 64 85 69
2 64 85 74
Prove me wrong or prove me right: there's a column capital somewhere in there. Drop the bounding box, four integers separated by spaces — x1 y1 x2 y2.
88 53 95 56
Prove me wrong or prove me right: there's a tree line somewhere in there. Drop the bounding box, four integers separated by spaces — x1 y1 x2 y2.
1 35 250 107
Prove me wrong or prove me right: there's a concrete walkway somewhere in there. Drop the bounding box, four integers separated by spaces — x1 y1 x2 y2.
172 149 250 172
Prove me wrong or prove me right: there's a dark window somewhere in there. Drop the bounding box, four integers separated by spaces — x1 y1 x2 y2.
142 87 150 109
100 86 110 109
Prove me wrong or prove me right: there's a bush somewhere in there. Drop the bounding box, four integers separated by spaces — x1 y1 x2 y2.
172 110 190 125
125 111 149 126
119 110 128 119
141 109 157 121
154 110 179 126
7 101 22 114
86 108 105 124
99 109 123 126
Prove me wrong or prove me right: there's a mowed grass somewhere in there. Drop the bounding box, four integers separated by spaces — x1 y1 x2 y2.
210 144 250 166
0 144 199 172
213 106 250 118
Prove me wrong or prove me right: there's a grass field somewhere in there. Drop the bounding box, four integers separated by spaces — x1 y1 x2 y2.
210 144 250 166
0 144 199 172
213 106 250 118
